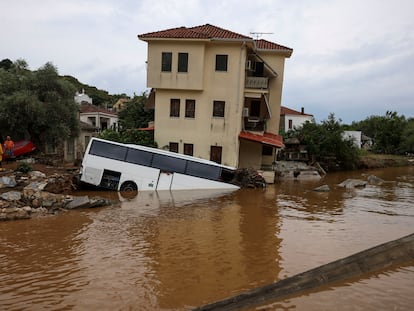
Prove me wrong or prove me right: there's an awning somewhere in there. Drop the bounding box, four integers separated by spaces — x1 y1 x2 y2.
253 53 278 78
263 94 272 118
239 131 284 148
138 125 154 131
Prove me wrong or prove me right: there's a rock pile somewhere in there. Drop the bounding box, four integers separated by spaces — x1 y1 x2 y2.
231 168 266 188
0 169 111 221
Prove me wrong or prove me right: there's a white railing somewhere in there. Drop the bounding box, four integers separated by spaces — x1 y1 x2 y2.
245 77 268 89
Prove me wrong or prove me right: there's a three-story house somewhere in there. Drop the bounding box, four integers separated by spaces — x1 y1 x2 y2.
138 24 292 169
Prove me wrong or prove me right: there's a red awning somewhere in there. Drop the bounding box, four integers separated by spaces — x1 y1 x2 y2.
138 126 154 131
239 131 284 148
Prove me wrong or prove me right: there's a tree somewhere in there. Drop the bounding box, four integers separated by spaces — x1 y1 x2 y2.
399 118 414 154
0 60 79 147
351 111 407 154
0 58 13 70
99 128 156 148
117 93 153 129
290 113 359 170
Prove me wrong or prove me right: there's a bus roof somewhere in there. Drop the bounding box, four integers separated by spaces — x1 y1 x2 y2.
90 137 237 171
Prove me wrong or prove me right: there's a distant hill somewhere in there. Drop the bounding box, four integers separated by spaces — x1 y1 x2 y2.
62 75 128 107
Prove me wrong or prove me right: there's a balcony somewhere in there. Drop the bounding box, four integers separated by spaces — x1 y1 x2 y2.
245 77 268 89
244 116 265 131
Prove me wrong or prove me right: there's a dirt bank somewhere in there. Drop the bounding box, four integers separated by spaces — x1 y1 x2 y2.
357 154 414 169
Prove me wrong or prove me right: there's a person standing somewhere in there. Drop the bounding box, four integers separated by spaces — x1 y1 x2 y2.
4 136 15 159
0 143 3 167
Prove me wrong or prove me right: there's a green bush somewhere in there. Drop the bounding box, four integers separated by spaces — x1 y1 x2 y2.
16 162 32 173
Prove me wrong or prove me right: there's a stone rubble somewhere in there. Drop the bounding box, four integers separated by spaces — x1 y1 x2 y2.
0 168 111 221
231 168 267 188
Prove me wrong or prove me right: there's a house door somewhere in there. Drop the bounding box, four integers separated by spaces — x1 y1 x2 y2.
66 138 75 162
210 146 222 164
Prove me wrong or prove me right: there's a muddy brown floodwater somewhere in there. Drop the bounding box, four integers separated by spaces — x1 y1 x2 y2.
1 166 413 310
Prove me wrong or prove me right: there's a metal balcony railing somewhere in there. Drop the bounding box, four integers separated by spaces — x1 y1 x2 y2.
245 77 268 89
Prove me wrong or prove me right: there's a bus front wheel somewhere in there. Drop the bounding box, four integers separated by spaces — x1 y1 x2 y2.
120 181 138 192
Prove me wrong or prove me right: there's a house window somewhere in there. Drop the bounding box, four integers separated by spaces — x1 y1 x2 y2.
169 142 179 153
170 99 180 117
178 53 188 72
215 55 228 71
185 99 195 118
87 116 96 126
288 119 293 129
213 100 225 117
210 146 222 164
162 52 172 72
253 61 264 77
184 143 194 156
45 142 57 154
262 145 273 156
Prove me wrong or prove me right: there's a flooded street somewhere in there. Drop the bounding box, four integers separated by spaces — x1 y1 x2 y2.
1 166 414 310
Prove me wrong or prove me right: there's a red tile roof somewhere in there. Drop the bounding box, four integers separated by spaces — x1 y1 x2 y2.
80 103 117 116
255 39 293 52
138 126 154 131
138 24 292 51
138 24 251 40
239 131 284 148
280 106 313 117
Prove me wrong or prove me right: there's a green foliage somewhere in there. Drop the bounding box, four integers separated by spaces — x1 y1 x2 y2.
16 162 32 173
117 93 153 129
122 129 157 147
98 129 123 142
399 118 414 154
0 59 12 70
62 75 112 106
290 113 359 170
351 111 407 154
0 60 79 147
99 128 157 148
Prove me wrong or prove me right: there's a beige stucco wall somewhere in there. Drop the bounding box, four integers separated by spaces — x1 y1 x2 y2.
153 41 247 167
238 140 263 169
258 53 287 134
146 41 206 91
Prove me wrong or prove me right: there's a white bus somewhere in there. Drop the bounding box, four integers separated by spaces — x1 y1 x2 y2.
80 138 239 192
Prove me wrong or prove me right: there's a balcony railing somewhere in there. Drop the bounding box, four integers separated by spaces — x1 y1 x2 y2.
244 117 265 131
245 77 268 89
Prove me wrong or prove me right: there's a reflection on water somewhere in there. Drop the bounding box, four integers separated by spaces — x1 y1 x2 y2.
0 166 413 310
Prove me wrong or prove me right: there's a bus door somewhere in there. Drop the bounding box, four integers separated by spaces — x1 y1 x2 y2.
156 171 173 190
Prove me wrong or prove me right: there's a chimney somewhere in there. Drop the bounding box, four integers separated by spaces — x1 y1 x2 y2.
301 107 304 114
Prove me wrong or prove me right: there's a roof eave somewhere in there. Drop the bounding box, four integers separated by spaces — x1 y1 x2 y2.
210 38 254 43
257 48 293 57
138 36 210 43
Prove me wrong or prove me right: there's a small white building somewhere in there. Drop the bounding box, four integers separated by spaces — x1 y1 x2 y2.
279 106 314 132
74 89 93 105
342 131 362 148
79 103 119 132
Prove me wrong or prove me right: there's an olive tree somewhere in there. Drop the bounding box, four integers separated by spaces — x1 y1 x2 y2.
0 60 79 147
290 113 359 170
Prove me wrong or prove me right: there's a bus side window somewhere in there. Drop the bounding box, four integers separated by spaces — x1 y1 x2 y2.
152 154 186 174
90 140 127 161
126 148 153 166
186 161 220 180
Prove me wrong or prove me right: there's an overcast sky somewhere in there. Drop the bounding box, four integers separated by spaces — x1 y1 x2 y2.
1 0 413 123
